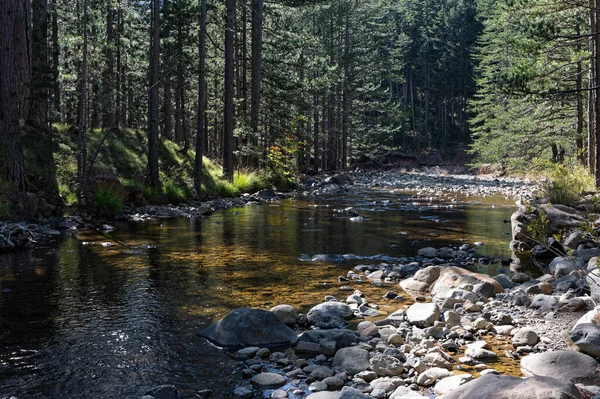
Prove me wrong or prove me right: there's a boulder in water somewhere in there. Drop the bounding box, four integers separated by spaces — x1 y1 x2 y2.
199 307 297 349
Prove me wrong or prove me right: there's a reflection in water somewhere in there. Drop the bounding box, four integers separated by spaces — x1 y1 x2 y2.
0 190 518 398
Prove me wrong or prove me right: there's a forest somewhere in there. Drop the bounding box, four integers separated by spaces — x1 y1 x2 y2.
1 0 600 217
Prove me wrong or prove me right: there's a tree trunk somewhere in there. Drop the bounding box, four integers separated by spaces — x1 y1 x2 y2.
15 0 32 120
50 0 60 122
1 0 28 191
194 0 207 199
102 4 115 128
28 0 49 128
164 81 174 140
77 0 89 202
250 0 263 168
147 0 161 190
341 12 350 170
223 0 236 182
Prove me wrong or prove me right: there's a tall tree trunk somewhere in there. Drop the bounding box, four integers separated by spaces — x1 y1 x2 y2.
241 0 247 118
194 0 207 199
102 4 116 128
147 0 161 190
50 0 60 122
1 0 28 191
595 2 600 187
164 81 174 140
15 0 32 120
28 0 49 128
341 12 350 170
77 0 89 202
313 91 319 172
577 25 585 165
250 0 263 167
223 0 236 181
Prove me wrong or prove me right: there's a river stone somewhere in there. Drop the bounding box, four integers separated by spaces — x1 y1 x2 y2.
307 392 342 399
370 377 403 392
297 329 358 349
251 372 286 388
569 323 600 357
199 307 297 349
550 257 585 278
357 321 378 337
233 387 253 398
407 303 440 328
418 247 438 258
512 328 539 347
332 347 371 375
434 374 474 395
145 385 179 399
400 266 442 292
440 374 582 399
529 294 557 311
416 367 453 386
390 386 430 399
557 298 586 312
465 347 497 361
520 351 598 381
430 267 503 297
307 302 354 329
340 386 371 399
271 390 289 399
370 354 404 376
270 304 298 325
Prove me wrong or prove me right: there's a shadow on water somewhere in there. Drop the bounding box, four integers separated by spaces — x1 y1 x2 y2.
0 189 526 398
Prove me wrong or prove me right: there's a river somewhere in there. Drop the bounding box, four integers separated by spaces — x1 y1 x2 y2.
0 188 519 398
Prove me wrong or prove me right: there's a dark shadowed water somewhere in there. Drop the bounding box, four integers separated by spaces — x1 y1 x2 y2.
0 189 518 398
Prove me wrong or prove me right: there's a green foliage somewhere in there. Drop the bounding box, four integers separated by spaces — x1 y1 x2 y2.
540 161 595 205
216 180 240 197
526 208 550 246
266 130 302 189
163 180 193 203
0 203 11 219
59 183 77 205
233 169 271 193
93 188 124 217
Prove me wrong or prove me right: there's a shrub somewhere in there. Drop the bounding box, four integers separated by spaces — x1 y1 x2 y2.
542 161 594 205
93 189 124 217
216 180 240 197
163 180 192 203
233 169 271 193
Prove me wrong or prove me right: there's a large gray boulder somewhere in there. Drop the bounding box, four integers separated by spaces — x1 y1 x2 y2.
307 302 354 329
512 328 539 347
439 374 581 399
406 303 440 328
199 307 297 349
332 347 371 375
339 386 371 399
549 257 585 278
569 323 600 357
369 354 404 376
400 266 503 296
520 351 598 381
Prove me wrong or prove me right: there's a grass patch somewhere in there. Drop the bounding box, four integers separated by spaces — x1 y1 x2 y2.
93 188 124 217
541 160 595 205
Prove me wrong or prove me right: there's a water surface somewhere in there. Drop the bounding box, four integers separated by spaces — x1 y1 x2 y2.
0 189 517 398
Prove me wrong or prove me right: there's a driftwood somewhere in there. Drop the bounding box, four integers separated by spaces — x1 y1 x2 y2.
0 222 60 250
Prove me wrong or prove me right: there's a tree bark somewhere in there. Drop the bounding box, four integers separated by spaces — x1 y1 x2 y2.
147 0 161 190
102 4 116 128
50 0 60 122
77 0 89 202
223 0 236 182
194 0 207 199
1 0 28 191
14 0 32 120
164 81 174 140
28 0 49 128
250 0 263 167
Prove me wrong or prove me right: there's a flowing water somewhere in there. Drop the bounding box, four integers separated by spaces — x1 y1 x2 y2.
0 189 520 398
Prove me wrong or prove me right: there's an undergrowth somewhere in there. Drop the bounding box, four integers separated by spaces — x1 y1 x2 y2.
539 159 595 205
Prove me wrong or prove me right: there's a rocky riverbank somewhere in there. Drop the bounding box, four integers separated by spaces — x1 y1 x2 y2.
137 237 600 399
